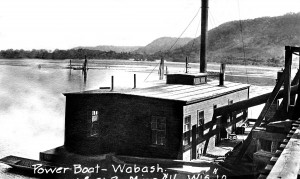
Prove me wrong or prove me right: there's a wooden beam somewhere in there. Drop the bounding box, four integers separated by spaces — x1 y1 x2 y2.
283 46 292 114
290 69 300 105
252 128 286 142
271 69 300 122
214 84 299 116
202 114 218 154
290 46 300 52
234 68 286 162
192 125 197 159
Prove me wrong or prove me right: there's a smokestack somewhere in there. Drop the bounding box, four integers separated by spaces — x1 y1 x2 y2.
200 0 209 73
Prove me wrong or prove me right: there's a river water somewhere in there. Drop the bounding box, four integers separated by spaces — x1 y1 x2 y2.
0 59 284 178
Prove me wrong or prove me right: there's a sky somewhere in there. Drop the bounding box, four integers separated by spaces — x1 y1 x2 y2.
0 0 300 50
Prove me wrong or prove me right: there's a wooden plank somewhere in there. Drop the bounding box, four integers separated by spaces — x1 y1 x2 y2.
274 150 282 157
179 83 248 101
214 84 298 116
128 84 190 95
264 164 273 174
126 81 239 101
258 174 267 179
278 144 286 150
132 80 220 96
203 114 218 154
252 129 286 142
234 67 286 162
270 157 278 165
166 82 239 100
267 128 300 179
154 83 234 99
281 139 289 144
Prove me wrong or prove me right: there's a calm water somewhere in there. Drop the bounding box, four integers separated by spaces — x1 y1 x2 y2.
0 59 164 179
0 59 285 178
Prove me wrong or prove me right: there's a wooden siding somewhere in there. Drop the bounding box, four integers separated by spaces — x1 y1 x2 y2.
64 94 183 159
182 88 249 160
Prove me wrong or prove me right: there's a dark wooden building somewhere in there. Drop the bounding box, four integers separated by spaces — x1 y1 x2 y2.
62 73 250 161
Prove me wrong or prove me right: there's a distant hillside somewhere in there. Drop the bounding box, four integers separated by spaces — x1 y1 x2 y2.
134 37 193 55
73 45 142 53
163 12 300 66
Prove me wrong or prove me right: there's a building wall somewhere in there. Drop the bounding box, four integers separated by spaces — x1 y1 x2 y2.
64 94 184 159
182 88 249 161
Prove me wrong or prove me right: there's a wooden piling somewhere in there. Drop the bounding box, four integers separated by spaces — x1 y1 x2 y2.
219 63 226 86
283 46 292 114
111 76 114 91
133 74 136 89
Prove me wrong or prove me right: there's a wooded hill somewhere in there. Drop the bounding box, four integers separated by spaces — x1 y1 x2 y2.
159 12 300 66
1 13 299 66
73 45 141 53
134 37 192 55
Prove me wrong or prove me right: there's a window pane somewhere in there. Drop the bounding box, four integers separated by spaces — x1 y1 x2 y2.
151 122 157 130
183 132 190 145
151 116 157 123
151 116 166 146
158 123 166 130
158 117 166 124
185 116 190 124
89 110 99 137
158 137 165 145
92 115 98 122
152 130 157 144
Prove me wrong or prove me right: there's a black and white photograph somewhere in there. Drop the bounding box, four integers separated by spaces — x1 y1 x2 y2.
0 0 300 178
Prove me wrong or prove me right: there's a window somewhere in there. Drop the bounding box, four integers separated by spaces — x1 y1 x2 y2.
151 116 166 146
89 110 99 137
197 111 204 137
183 116 191 146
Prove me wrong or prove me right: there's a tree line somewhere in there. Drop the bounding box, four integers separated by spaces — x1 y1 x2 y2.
0 48 155 61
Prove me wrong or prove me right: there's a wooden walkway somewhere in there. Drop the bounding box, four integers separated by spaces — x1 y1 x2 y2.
264 119 300 179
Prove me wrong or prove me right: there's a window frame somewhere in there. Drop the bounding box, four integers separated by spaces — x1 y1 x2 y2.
151 116 166 146
88 110 99 137
183 115 191 146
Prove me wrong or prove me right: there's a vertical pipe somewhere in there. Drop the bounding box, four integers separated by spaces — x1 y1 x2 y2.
133 74 136 89
111 76 114 91
200 0 209 73
166 66 168 74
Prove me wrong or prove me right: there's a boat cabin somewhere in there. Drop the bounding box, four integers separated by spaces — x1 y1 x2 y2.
62 73 250 161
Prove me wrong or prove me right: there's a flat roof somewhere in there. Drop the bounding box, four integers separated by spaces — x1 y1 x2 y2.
166 73 208 77
65 80 250 104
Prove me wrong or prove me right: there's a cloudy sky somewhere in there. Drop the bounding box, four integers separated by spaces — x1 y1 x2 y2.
0 0 300 50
